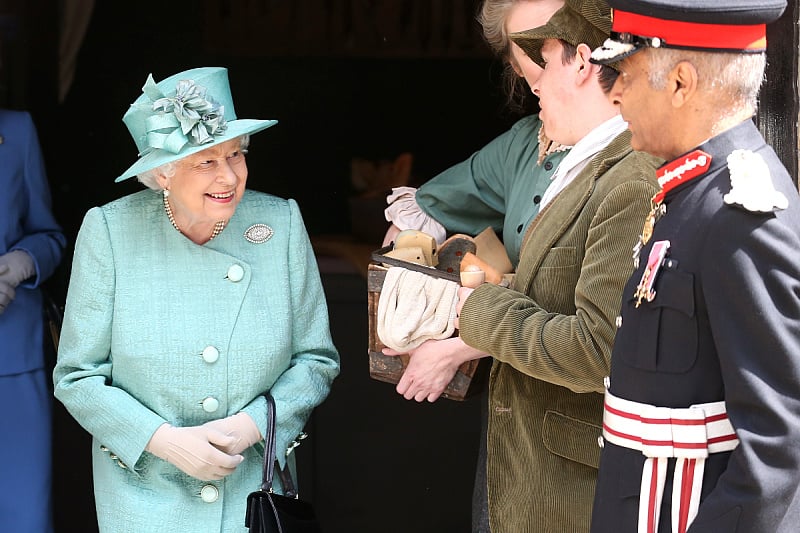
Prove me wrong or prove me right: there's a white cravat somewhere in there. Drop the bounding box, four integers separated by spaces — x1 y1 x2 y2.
539 115 628 211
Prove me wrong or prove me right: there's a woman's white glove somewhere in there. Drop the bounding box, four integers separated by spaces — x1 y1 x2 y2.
145 423 244 481
0 251 35 314
202 412 262 456
383 187 446 245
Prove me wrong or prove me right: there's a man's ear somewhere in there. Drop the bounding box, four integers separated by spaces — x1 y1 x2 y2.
575 43 598 83
669 60 698 108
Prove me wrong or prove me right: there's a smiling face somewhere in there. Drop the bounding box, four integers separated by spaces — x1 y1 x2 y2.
506 0 565 91
158 137 248 228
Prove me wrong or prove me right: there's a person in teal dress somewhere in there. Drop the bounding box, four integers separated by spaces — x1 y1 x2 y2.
53 67 339 533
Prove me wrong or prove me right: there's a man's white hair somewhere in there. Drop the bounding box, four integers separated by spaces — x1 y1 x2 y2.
646 48 766 112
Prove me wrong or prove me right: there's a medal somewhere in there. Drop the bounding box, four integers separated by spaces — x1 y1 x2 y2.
641 206 656 244
633 202 665 268
633 150 712 268
634 240 670 307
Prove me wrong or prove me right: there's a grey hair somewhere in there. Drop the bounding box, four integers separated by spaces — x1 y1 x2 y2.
136 134 251 190
646 49 766 112
478 0 532 113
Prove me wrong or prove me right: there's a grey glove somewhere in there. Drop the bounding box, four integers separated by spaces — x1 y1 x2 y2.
0 251 35 315
0 266 14 314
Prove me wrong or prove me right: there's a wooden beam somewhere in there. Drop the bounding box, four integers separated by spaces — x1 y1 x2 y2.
758 1 799 186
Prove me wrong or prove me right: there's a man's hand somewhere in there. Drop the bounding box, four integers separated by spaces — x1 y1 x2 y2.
383 337 487 402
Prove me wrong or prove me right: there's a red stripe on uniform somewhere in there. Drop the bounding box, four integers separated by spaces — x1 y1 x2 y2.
603 423 714 449
648 459 659 533
678 459 696 533
612 10 767 51
604 401 729 425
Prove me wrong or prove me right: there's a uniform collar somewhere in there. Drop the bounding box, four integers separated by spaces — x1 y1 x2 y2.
657 118 765 201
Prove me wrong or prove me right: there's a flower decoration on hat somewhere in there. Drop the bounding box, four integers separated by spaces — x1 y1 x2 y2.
724 149 788 212
137 74 228 156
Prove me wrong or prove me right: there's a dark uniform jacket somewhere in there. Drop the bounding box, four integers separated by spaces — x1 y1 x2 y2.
591 119 800 532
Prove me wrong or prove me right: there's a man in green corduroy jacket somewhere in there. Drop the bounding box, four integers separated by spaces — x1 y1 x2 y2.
406 0 662 530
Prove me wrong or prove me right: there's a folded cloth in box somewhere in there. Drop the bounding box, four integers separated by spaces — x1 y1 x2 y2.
376 266 459 352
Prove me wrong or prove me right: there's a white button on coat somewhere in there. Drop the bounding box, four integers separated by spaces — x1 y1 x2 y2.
200 484 219 503
226 264 245 282
201 397 220 413
201 346 219 363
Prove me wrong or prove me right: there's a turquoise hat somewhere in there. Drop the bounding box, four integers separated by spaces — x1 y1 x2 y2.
115 67 278 182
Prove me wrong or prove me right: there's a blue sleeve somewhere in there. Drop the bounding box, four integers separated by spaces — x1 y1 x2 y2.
695 203 800 527
10 112 66 287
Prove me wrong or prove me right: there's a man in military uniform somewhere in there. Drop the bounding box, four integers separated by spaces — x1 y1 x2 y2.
589 1 800 531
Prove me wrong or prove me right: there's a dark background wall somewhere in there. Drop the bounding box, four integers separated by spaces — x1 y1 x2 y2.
1 1 797 532
45 2 521 242
5 1 509 531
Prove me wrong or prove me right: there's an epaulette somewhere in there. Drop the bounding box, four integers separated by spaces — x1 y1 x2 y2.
723 149 788 212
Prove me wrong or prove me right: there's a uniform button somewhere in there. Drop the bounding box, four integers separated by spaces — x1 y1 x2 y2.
598 436 605 448
201 397 220 413
202 346 220 363
615 315 622 328
544 161 553 171
533 195 541 204
516 224 524 233
200 484 219 503
226 264 245 282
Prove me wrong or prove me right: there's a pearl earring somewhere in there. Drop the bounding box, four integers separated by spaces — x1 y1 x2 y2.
163 189 170 198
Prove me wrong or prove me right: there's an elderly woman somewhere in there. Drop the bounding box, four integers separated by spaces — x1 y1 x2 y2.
53 67 340 532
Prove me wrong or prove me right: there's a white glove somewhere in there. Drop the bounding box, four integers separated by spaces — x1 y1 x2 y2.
145 423 244 481
202 412 262 456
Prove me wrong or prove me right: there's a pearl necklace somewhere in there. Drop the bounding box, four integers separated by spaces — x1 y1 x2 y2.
163 193 225 242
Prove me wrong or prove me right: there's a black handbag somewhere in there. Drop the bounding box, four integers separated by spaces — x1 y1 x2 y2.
245 393 321 533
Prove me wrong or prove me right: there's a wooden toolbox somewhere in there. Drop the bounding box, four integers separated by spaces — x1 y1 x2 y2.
367 247 488 401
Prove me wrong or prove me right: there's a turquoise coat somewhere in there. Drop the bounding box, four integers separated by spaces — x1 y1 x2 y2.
54 189 339 533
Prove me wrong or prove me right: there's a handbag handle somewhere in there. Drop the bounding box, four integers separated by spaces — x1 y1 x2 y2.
260 393 299 498
261 393 278 492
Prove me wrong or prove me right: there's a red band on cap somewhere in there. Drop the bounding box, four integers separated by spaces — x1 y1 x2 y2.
612 10 767 51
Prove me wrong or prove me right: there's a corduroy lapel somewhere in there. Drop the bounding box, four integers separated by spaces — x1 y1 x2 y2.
514 130 634 286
